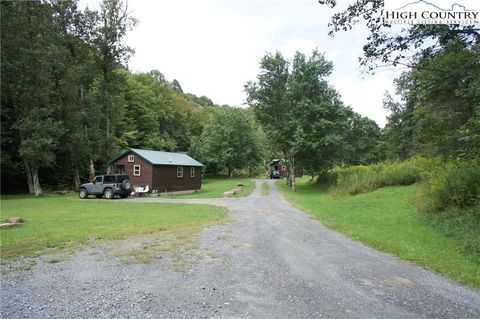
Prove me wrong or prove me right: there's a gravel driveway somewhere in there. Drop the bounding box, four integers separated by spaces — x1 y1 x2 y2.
2 179 479 318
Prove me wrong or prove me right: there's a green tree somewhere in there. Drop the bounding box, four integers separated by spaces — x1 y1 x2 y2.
246 50 347 190
90 0 136 168
1 1 66 196
190 108 263 177
49 0 103 186
381 42 480 159
288 51 348 180
343 109 384 165
319 1 480 159
245 52 292 184
171 79 183 93
410 43 480 157
381 92 412 160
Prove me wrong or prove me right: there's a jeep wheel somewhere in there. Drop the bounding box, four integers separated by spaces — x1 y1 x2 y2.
104 188 114 199
79 188 88 199
121 179 131 191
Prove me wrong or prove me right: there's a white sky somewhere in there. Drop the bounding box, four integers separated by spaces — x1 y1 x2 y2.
81 0 406 127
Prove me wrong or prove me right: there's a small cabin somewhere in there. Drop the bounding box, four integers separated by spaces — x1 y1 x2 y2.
270 159 288 178
108 148 204 194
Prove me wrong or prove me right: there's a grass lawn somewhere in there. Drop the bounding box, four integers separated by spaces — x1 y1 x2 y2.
171 176 254 198
278 177 480 288
0 194 226 259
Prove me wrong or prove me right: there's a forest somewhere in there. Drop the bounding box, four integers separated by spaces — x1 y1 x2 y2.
1 0 479 199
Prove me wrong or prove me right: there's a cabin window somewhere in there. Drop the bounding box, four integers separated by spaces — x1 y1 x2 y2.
128 155 134 162
177 166 183 178
190 167 195 178
133 165 141 176
115 164 125 174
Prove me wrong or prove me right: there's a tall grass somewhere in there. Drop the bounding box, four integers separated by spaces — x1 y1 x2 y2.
326 157 440 195
316 157 480 259
414 160 480 258
414 160 480 212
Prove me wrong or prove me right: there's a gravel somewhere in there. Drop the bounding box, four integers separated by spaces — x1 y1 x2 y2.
1 179 479 318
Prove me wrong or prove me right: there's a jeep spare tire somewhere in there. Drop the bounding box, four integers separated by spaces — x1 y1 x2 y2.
121 179 131 191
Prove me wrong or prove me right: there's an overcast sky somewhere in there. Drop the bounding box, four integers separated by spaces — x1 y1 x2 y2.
81 0 405 127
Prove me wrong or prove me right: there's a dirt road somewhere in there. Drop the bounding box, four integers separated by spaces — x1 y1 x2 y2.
2 179 479 318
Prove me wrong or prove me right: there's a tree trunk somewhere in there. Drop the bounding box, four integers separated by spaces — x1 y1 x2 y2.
228 165 232 178
290 158 296 192
88 158 95 180
32 165 43 196
24 160 34 194
106 116 111 143
283 149 292 188
286 150 296 192
69 148 81 190
73 167 81 190
79 84 96 182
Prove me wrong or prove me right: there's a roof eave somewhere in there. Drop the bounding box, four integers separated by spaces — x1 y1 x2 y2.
107 148 154 166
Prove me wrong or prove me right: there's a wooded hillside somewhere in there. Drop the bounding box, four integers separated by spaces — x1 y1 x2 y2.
0 0 264 194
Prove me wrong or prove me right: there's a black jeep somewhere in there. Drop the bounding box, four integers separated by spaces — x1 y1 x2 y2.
79 174 132 199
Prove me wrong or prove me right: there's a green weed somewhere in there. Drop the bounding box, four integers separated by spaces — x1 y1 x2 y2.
415 160 480 212
325 157 441 195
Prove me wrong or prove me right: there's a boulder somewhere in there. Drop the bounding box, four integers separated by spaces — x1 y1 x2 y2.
236 183 245 188
223 191 235 197
8 217 23 224
232 187 242 193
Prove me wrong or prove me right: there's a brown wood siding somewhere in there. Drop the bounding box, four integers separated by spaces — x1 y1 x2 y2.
110 151 202 193
152 165 202 193
111 152 153 189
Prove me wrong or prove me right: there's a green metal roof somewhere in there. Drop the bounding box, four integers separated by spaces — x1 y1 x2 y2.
108 148 204 167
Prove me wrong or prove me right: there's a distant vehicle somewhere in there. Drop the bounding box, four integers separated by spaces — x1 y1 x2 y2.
270 170 281 179
78 174 132 199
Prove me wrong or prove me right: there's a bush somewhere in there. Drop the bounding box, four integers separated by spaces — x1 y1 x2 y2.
415 160 480 213
328 157 441 195
316 170 338 186
413 159 480 258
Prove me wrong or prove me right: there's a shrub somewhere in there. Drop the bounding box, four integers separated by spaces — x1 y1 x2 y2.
415 160 480 213
316 170 338 186
328 157 441 195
